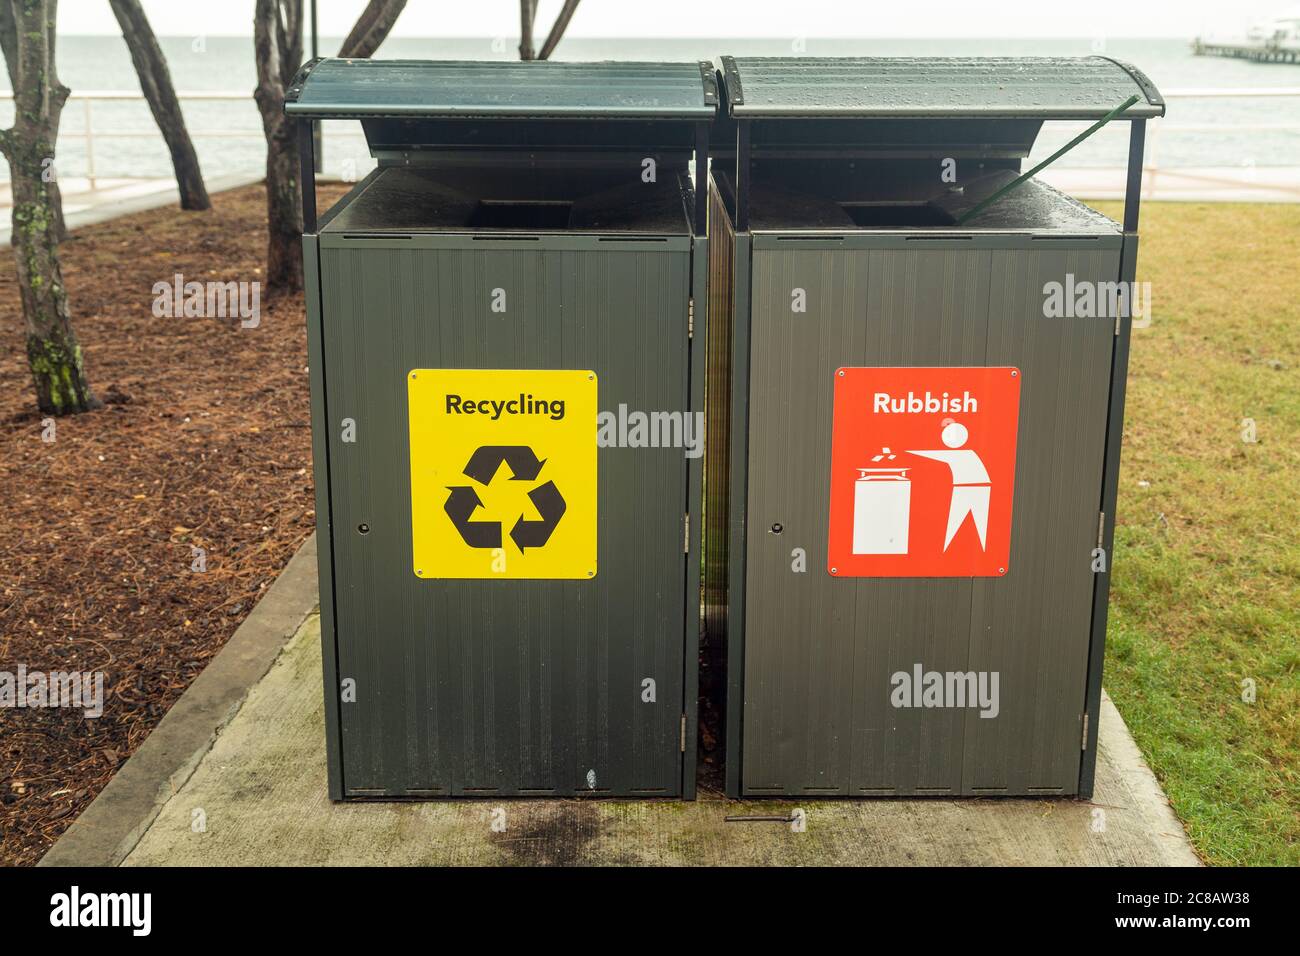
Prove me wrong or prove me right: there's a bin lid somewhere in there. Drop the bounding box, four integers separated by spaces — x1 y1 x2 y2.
722 56 1165 119
285 58 718 120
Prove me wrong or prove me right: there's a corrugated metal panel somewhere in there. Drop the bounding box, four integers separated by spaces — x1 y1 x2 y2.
960 246 1116 794
302 235 345 800
703 179 736 781
739 238 1119 796
725 56 1165 119
287 58 718 119
1079 233 1141 798
682 233 710 800
704 181 735 645
318 237 691 796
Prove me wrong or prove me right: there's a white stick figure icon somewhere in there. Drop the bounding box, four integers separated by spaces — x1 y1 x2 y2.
907 420 990 551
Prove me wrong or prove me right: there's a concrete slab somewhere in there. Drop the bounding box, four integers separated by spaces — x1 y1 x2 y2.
111 613 1201 867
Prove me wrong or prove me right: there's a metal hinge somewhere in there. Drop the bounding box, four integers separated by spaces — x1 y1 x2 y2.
688 298 694 338
1097 511 1106 548
1115 312 1121 336
680 714 688 752
1081 713 1090 750
683 514 690 554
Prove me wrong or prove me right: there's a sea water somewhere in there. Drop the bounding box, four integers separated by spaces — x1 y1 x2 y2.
0 35 1296 183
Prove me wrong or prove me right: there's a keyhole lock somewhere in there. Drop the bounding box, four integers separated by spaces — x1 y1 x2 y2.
770 523 784 534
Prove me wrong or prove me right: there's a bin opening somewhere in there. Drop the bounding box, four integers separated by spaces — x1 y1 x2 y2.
320 167 696 235
468 200 574 229
840 202 955 228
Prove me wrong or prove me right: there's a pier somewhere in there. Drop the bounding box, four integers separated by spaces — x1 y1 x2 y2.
1193 38 1300 63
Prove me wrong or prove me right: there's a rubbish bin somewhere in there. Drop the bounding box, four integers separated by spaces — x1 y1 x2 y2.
705 56 1164 798
286 58 717 798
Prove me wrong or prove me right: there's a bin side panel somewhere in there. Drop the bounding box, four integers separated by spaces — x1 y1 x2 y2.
319 241 690 796
1079 234 1140 798
725 233 753 798
740 241 1118 796
303 234 345 800
683 233 709 799
704 180 736 788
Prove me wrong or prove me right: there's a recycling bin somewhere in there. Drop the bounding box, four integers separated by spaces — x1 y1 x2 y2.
704 56 1164 797
286 58 717 798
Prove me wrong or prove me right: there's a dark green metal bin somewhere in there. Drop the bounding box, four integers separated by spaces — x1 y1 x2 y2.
287 59 716 799
705 57 1164 798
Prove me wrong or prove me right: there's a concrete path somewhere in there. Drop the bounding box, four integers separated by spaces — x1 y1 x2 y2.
1039 165 1300 203
0 173 261 247
41 535 1199 867
117 614 1198 866
36 539 1195 866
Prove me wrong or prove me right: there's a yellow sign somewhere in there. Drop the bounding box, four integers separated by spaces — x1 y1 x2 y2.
407 369 597 580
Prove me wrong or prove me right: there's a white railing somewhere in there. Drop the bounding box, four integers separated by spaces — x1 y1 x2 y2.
0 91 262 189
1 86 1298 191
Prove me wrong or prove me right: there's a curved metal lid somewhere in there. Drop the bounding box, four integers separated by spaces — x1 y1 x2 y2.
722 56 1165 120
284 58 719 120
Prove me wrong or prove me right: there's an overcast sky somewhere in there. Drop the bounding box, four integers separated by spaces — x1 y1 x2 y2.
52 0 1297 39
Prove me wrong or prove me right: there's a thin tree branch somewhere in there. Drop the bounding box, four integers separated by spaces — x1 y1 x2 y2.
538 0 581 60
109 0 210 209
338 0 406 59
0 0 17 89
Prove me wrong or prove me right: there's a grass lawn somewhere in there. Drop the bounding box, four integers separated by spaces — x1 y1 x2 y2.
1089 200 1299 866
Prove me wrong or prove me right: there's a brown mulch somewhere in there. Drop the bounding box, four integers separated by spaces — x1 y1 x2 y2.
0 182 348 866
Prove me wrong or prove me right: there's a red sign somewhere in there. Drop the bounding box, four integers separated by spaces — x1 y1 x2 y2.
827 367 1021 578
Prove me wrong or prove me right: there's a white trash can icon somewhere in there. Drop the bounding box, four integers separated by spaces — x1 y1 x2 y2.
852 466 911 555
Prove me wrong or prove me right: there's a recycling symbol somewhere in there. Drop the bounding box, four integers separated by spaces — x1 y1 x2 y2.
444 446 567 553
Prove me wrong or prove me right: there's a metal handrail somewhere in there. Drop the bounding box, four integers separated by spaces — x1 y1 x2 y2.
0 91 265 188
1 86 1297 191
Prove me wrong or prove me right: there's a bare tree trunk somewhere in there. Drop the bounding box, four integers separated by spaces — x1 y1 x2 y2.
253 0 304 293
261 111 301 293
0 0 98 414
538 0 582 60
109 0 210 210
254 0 406 295
518 1 536 60
44 171 64 238
0 0 62 239
339 0 407 59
